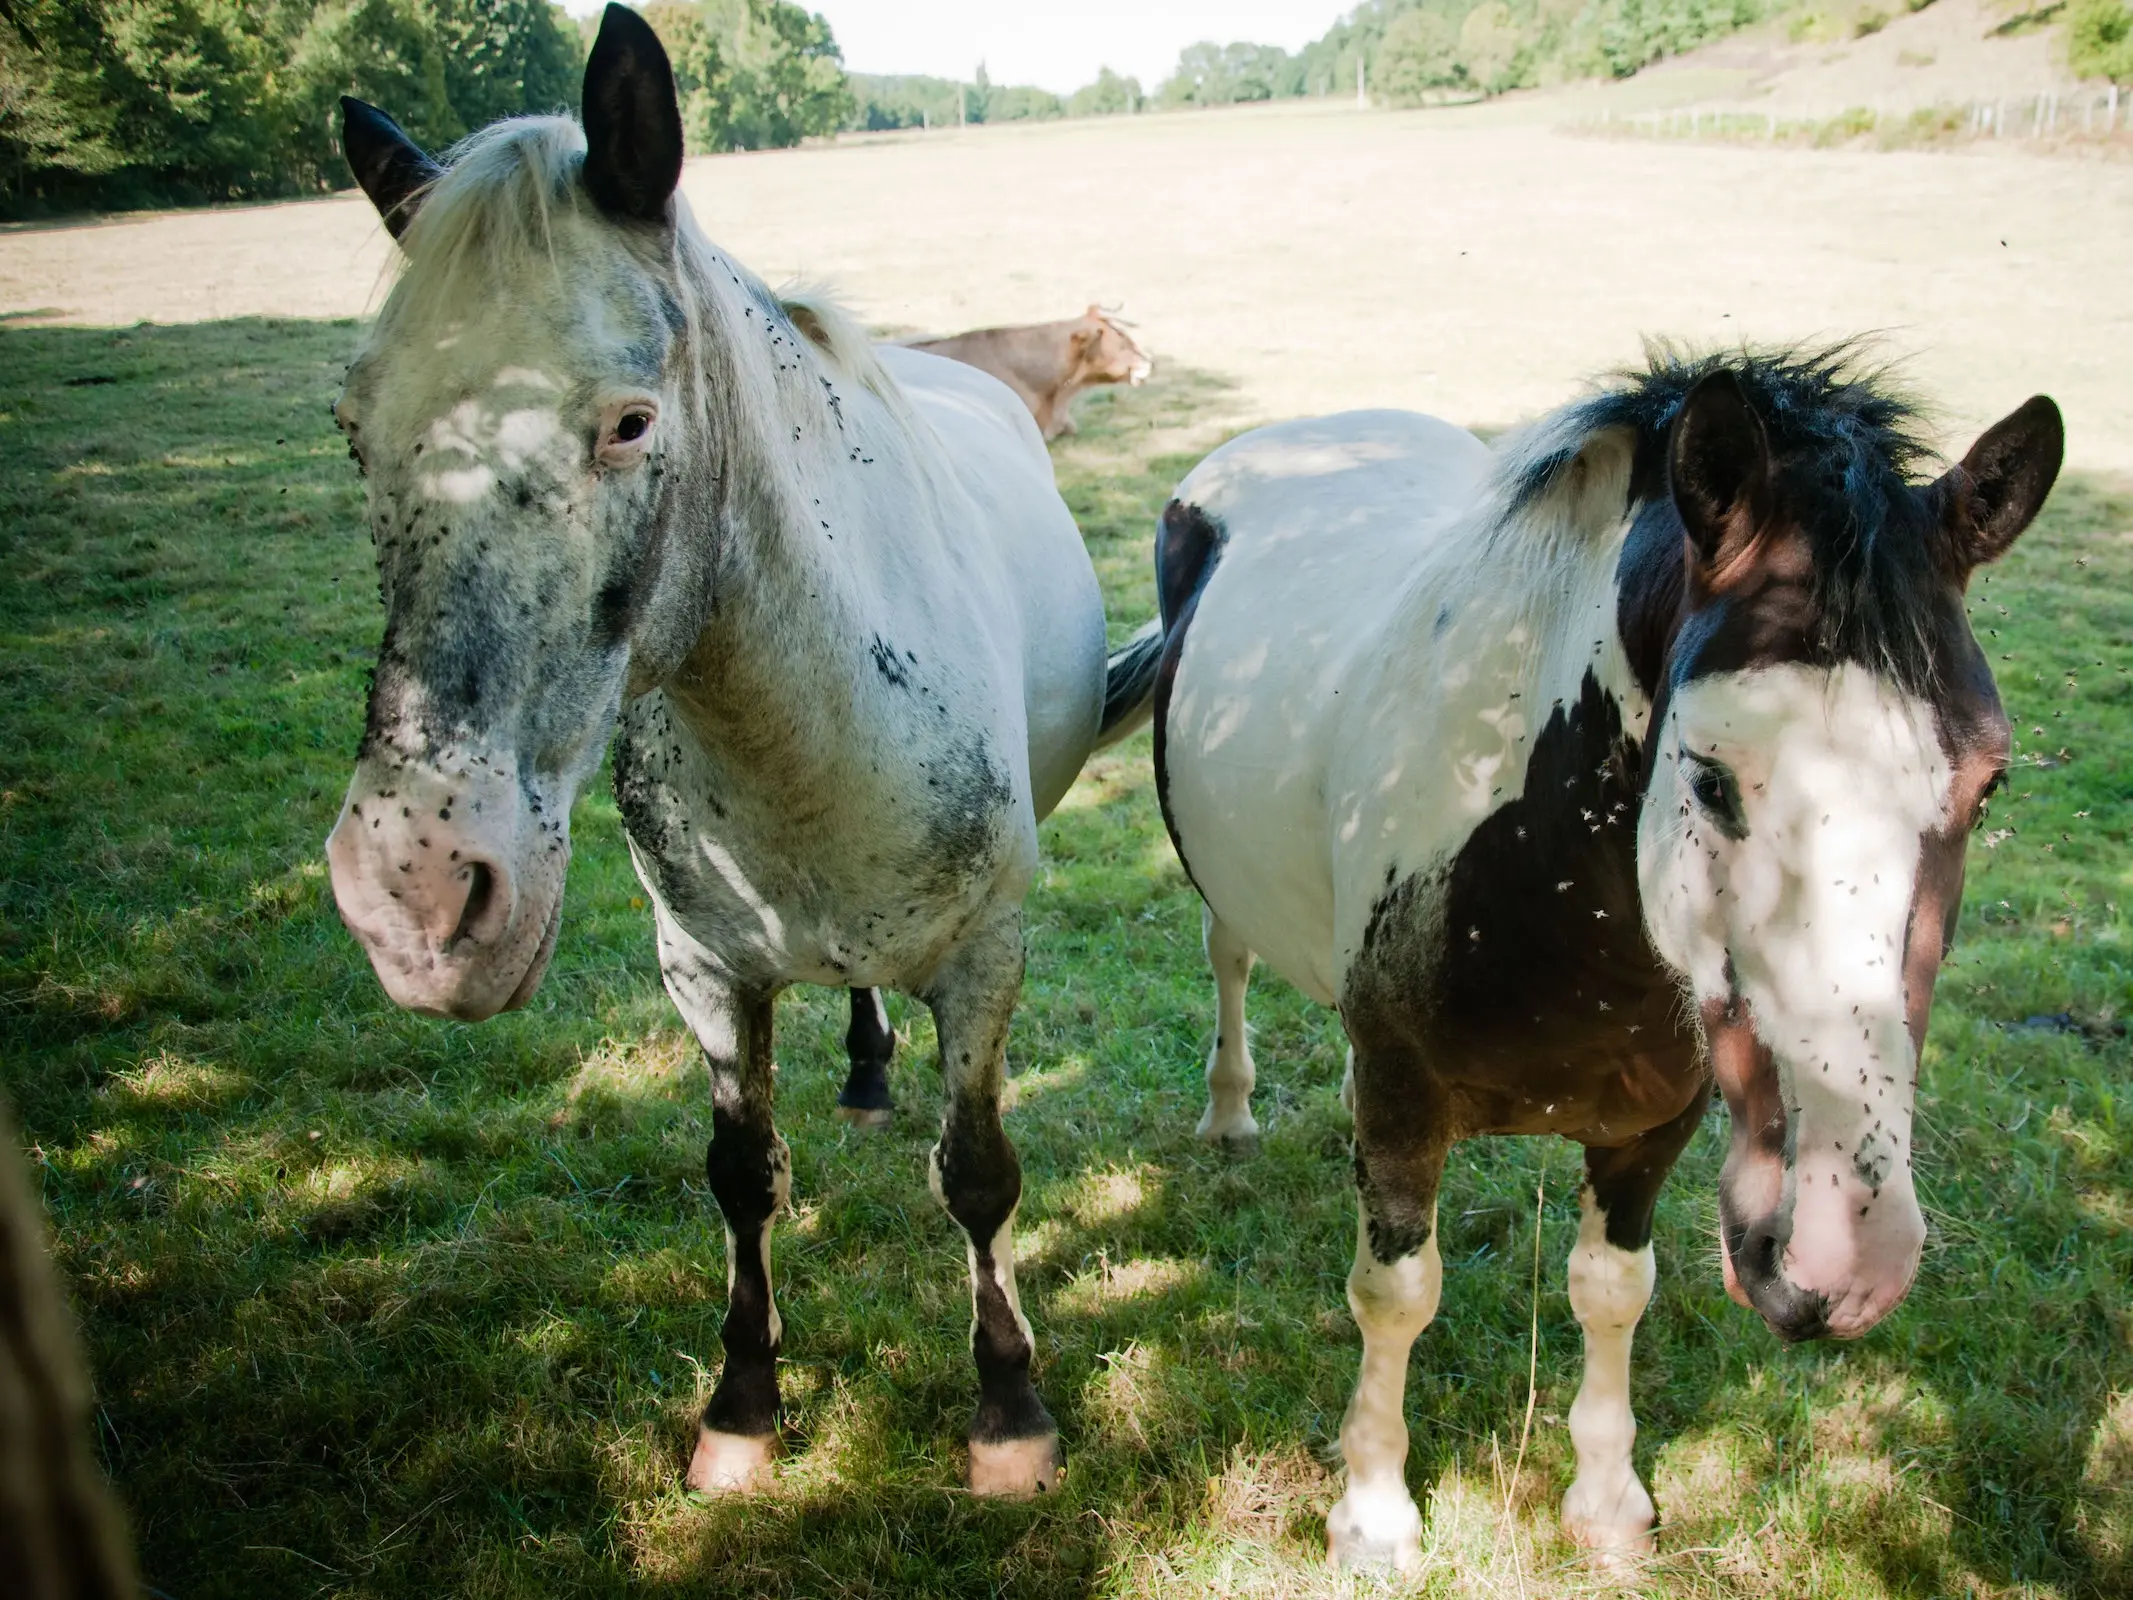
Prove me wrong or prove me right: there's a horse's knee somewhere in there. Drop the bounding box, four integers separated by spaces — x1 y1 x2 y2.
1567 1199 1655 1333
704 1117 788 1233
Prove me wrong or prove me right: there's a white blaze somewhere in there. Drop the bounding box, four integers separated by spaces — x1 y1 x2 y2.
1639 662 1950 1333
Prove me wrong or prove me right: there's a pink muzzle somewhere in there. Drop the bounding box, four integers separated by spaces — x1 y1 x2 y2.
325 755 567 1020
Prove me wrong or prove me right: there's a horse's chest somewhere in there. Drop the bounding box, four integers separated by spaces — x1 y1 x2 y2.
611 694 1021 985
1340 671 1705 1144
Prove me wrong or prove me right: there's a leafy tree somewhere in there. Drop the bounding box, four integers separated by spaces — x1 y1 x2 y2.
429 0 578 131
1 0 849 215
1375 8 1463 102
706 0 850 150
285 0 453 173
984 82 1063 121
2069 0 2133 81
1066 66 1141 116
1159 40 1302 107
0 1 127 192
844 71 959 129
1458 1 1523 91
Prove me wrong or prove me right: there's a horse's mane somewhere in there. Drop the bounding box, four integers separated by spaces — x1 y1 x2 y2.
387 117 585 326
775 283 901 403
1504 343 1945 693
379 115 897 404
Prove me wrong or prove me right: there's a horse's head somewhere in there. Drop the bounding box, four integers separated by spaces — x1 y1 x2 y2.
326 6 707 1019
1629 362 2061 1340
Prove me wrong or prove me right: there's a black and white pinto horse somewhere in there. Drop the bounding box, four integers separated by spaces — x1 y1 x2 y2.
1143 352 2061 1564
323 6 1156 1497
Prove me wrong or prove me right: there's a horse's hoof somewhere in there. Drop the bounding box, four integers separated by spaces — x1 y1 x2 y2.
1564 1514 1655 1567
967 1433 1063 1498
686 1426 778 1494
834 1102 893 1133
1194 1106 1259 1148
1563 1476 1655 1563
1325 1485 1423 1572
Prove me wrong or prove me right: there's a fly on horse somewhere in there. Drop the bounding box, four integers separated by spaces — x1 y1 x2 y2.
1138 350 2061 1564
324 5 1155 1496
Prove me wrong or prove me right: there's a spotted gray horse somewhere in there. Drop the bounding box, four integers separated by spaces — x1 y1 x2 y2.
1121 350 2060 1564
323 5 1159 1496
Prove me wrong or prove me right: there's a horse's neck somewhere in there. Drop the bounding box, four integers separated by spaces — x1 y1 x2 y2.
658 282 903 774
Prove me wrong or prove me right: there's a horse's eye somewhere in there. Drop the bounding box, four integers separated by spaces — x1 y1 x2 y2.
1972 769 2007 827
614 410 651 443
1686 752 1747 840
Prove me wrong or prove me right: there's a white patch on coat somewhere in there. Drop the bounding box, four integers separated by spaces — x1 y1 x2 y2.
1326 1209 1442 1571
1638 662 1949 1331
1162 410 1647 1011
1562 1187 1657 1552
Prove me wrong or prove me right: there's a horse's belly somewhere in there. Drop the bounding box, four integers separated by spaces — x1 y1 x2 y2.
1162 678 1341 1004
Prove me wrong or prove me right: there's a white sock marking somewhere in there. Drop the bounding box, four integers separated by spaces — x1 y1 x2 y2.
1562 1187 1656 1552
1327 1209 1441 1569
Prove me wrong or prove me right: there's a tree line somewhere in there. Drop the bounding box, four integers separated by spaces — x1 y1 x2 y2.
10 0 2123 216
0 0 850 217
842 0 1780 131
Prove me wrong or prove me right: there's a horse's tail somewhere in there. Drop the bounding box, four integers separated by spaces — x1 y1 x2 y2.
1095 495 1229 748
1095 618 1164 747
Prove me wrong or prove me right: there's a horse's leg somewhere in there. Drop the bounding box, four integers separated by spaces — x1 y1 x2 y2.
835 987 895 1131
662 941 788 1493
1561 1082 1711 1556
1196 904 1259 1145
1326 1053 1448 1571
923 902 1061 1497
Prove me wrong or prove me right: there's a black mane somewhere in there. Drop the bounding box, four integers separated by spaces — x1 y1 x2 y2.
1525 344 1947 692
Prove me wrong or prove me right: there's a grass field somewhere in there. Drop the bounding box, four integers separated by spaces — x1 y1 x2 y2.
0 316 2128 1600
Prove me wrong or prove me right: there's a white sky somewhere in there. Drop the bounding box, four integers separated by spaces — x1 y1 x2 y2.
566 2 1357 96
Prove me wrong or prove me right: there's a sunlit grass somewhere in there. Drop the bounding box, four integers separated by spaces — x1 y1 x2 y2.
0 318 2128 1598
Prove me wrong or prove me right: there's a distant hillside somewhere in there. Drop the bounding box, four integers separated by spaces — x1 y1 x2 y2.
1158 0 2128 106
1165 0 1774 104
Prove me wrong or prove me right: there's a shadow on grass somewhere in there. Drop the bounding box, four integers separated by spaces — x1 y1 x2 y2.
1 318 2128 1599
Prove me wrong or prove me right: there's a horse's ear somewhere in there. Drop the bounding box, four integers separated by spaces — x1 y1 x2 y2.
1935 396 2062 572
341 97 442 243
1670 369 1771 588
581 3 684 223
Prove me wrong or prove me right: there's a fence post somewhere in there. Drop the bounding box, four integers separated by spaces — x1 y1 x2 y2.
2111 84 2121 132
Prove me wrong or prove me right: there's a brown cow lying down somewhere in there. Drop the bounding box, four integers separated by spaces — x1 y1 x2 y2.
909 307 1152 440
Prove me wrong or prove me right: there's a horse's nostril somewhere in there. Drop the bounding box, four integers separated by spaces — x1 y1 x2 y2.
452 861 498 947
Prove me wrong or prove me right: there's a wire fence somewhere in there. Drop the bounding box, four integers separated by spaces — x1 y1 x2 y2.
1572 85 2130 147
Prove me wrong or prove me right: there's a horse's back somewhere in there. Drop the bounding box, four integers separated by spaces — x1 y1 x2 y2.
875 344 1104 818
1162 411 1493 1003
1176 410 1490 554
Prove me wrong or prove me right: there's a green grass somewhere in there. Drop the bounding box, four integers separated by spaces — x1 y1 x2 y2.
1 318 2128 1600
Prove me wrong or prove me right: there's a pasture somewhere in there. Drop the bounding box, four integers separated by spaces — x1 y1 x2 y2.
1 105 2129 1599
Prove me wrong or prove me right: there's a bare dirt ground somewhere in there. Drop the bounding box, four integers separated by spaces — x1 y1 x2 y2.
5 98 2127 471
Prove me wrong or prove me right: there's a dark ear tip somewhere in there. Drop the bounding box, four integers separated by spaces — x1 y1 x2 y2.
597 1 659 43
1684 366 1749 408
